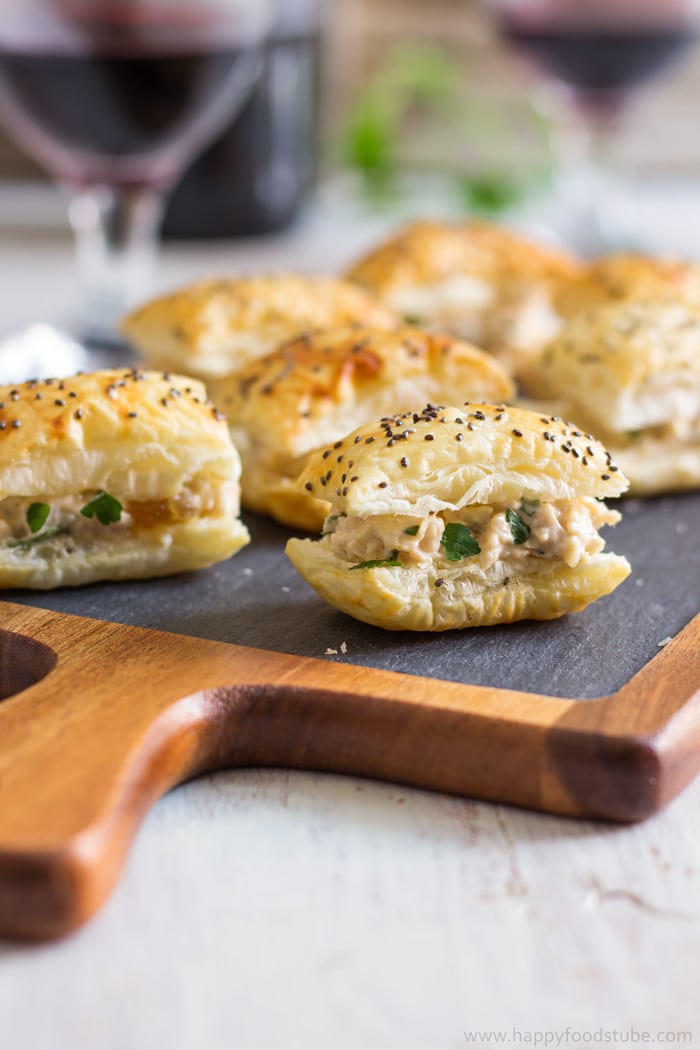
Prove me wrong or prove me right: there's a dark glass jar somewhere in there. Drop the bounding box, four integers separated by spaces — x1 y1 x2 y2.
163 3 321 239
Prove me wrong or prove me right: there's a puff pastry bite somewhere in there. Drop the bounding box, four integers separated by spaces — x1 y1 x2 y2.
286 403 630 631
524 300 700 495
0 370 249 589
212 326 514 531
121 274 399 380
345 220 582 378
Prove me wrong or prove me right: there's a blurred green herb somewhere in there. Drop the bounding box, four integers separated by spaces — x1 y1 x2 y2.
341 42 555 213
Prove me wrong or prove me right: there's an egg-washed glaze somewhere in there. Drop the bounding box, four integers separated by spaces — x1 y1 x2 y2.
286 402 630 631
211 326 514 531
524 299 700 496
0 369 249 588
122 273 400 380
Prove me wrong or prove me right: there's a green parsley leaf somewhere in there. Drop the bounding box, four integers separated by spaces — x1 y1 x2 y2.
441 522 481 561
627 429 644 441
80 491 123 526
321 513 346 537
404 525 420 536
26 502 50 534
519 497 539 517
506 508 531 545
350 550 402 570
7 525 68 549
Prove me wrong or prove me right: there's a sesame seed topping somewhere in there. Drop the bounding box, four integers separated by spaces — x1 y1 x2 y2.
365 436 375 444
128 411 138 418
378 481 388 488
400 457 408 467
512 429 522 437
455 433 464 442
11 419 20 429
75 408 84 420
424 434 434 441
305 482 313 492
601 473 611 480
54 398 65 406
435 578 445 588
322 450 331 459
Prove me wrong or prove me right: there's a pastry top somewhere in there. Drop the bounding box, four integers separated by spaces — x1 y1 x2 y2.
0 369 239 500
211 326 515 457
346 220 581 303
296 402 628 517
558 252 700 318
122 273 400 379
528 299 700 432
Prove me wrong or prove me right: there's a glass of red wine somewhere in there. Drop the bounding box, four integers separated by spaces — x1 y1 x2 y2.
0 0 274 361
492 0 699 252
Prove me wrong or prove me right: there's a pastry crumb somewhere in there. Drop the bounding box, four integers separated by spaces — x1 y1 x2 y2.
325 647 338 655
340 641 348 653
657 636 673 648
242 567 254 576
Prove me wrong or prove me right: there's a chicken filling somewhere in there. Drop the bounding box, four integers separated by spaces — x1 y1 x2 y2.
323 497 620 572
0 476 237 554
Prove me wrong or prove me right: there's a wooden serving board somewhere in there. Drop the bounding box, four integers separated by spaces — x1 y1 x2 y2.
0 601 699 942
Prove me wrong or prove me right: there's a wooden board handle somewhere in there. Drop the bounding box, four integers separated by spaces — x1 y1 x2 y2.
0 602 699 940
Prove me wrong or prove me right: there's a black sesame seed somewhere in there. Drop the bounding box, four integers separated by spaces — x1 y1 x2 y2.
571 449 580 458
365 436 375 444
609 465 619 472
128 411 138 418
351 476 358 482
35 393 42 400
322 450 331 459
336 455 344 463
75 408 84 420
11 419 21 429
378 481 388 488
601 473 611 481
456 434 463 442
512 428 522 437
400 457 408 467
54 399 66 406
424 434 434 441
435 578 445 588
582 456 589 466
305 482 313 492
467 422 474 431
0 422 5 430
333 440 343 449
587 446 595 457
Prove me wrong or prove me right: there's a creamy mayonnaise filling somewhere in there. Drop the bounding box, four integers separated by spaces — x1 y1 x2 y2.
324 498 620 571
0 476 237 550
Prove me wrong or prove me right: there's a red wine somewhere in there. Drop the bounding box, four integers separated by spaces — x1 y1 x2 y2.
0 34 258 186
502 21 694 97
163 29 320 238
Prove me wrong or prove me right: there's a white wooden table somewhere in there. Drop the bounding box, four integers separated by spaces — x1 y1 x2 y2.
0 182 699 1050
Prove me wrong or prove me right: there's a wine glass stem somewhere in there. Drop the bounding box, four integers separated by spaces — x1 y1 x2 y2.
65 183 165 345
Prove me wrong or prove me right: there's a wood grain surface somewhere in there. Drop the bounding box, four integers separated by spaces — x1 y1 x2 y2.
0 599 698 941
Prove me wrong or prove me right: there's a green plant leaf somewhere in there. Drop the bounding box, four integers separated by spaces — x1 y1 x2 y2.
350 550 402 570
506 508 531 545
441 522 481 561
8 525 67 549
404 525 420 536
80 491 123 525
519 497 540 517
26 502 50 534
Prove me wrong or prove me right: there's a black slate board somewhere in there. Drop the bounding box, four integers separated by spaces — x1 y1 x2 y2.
6 492 699 700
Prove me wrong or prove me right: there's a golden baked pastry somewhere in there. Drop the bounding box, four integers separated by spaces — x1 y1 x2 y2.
345 220 582 378
212 326 515 531
286 403 630 630
0 370 249 589
121 274 399 380
524 300 700 495
558 252 700 320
